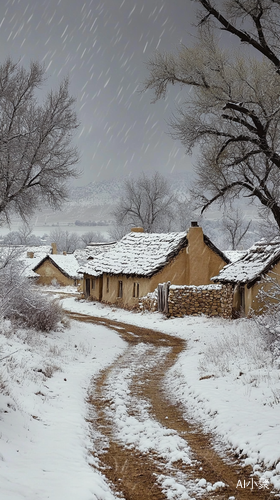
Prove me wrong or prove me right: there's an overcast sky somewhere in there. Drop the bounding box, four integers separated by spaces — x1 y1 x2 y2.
0 0 201 186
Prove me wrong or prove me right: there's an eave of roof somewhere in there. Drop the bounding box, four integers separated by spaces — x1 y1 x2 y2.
80 230 229 278
85 237 188 278
212 241 280 288
79 232 188 278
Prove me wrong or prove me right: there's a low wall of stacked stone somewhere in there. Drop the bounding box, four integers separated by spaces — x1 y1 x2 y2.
138 290 158 313
168 284 233 318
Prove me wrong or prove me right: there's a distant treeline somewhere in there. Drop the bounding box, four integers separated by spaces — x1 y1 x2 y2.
74 220 111 227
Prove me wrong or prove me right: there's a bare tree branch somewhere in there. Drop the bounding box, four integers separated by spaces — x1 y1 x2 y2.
0 59 79 225
111 172 176 234
144 1 280 230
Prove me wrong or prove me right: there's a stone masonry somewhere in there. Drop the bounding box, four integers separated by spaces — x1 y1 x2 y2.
168 284 233 318
139 283 234 318
138 289 158 313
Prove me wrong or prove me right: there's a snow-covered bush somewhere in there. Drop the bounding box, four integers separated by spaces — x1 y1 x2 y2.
8 290 63 332
198 324 272 378
0 250 63 332
253 312 280 360
255 274 280 359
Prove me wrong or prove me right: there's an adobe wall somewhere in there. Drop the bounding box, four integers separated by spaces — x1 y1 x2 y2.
35 260 78 286
149 247 188 290
99 246 187 308
101 274 151 308
244 260 280 315
83 274 102 300
168 284 233 318
186 226 227 285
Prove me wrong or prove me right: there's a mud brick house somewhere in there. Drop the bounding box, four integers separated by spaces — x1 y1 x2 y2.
80 223 230 309
32 254 81 286
0 245 53 279
212 238 280 316
0 244 81 286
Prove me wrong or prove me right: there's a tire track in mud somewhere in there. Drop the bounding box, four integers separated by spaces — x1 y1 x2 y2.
66 311 275 499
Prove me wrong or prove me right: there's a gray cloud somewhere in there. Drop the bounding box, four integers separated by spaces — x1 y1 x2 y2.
0 0 198 185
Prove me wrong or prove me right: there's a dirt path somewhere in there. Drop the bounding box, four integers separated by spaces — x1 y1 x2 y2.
66 310 275 499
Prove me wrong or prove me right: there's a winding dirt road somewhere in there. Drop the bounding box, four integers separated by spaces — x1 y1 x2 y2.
66 310 275 500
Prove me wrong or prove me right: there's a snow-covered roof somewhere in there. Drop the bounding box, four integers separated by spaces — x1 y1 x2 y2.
80 232 189 277
33 254 80 279
73 242 117 266
86 241 116 250
19 246 53 277
222 250 247 263
24 245 53 255
0 245 52 278
212 238 280 288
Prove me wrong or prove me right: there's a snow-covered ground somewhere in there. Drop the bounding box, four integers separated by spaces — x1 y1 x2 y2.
1 295 280 499
62 298 280 493
0 316 126 500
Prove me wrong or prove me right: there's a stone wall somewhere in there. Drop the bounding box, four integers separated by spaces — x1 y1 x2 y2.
168 284 233 318
138 283 234 318
138 289 158 313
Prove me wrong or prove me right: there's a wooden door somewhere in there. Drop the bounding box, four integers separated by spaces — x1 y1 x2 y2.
85 278 90 297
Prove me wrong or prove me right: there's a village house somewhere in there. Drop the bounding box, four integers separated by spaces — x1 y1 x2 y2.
212 237 280 316
0 245 53 279
80 223 230 309
32 254 81 286
0 243 81 286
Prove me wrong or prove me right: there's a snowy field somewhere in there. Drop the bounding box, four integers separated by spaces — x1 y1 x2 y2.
0 316 126 500
62 297 280 493
1 295 280 499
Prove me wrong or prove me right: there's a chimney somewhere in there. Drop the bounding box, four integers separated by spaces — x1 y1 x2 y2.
131 227 144 233
27 251 34 259
187 222 203 242
51 242 57 255
187 222 205 285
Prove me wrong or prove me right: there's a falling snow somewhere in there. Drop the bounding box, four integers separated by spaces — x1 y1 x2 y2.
0 0 197 184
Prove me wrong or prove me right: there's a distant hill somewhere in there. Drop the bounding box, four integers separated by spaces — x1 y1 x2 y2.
68 178 126 206
31 172 192 226
10 172 256 232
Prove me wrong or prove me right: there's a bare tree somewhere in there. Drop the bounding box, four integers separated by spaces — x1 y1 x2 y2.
2 226 42 246
17 223 34 245
257 208 280 240
49 228 81 253
111 172 176 235
143 1 280 231
0 59 79 225
222 209 251 250
80 231 108 246
173 196 196 232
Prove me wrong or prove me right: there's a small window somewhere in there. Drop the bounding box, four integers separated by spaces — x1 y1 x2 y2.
118 280 123 298
106 277 110 293
133 282 140 298
92 278 96 290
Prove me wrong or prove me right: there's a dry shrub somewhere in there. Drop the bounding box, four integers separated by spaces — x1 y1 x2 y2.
10 294 63 332
0 253 63 332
